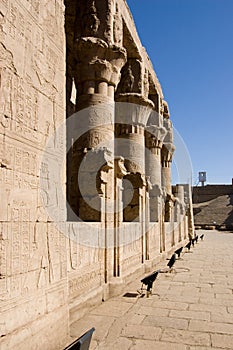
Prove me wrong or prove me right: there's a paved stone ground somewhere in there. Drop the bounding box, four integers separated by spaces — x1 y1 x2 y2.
70 230 233 350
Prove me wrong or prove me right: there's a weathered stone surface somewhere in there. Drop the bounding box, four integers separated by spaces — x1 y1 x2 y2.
161 328 211 346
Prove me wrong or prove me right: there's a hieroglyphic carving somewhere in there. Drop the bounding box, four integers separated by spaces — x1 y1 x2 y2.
31 0 40 16
15 148 22 172
8 3 17 38
11 221 20 275
21 222 30 273
25 88 38 131
69 268 101 297
0 69 42 144
18 10 25 38
0 67 13 127
59 231 67 278
0 223 8 294
4 168 13 186
5 144 14 169
68 225 79 270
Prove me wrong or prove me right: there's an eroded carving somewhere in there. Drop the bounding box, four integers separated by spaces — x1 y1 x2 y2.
82 1 100 36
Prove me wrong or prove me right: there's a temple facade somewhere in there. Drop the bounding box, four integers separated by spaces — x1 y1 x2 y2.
0 0 194 348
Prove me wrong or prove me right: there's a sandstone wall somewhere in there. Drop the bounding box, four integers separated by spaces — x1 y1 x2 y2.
0 1 68 349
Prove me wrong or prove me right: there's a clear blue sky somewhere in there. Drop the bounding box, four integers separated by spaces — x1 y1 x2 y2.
127 0 233 185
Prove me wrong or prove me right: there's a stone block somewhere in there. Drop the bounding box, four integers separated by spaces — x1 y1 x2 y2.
189 319 233 335
211 334 233 349
161 329 211 347
143 315 188 330
170 310 211 321
121 324 162 340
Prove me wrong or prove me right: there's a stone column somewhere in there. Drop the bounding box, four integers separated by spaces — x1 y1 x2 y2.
145 122 166 222
183 184 195 239
115 94 153 263
74 37 127 140
161 146 173 195
173 185 185 214
114 157 128 277
69 37 126 220
115 94 154 174
115 94 153 221
160 104 175 246
66 0 127 220
145 124 166 186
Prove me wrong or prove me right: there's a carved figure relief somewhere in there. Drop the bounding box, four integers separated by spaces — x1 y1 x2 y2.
82 0 100 36
118 63 134 93
116 59 143 95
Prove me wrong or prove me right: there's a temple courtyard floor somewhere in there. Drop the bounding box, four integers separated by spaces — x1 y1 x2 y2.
69 230 233 350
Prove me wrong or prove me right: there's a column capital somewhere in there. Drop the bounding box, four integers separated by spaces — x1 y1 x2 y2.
115 93 154 127
161 142 175 164
74 37 127 96
145 125 166 150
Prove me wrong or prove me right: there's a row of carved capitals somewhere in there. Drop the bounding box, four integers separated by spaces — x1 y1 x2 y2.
115 123 173 154
67 0 167 110
76 147 175 195
148 185 186 214
73 38 171 120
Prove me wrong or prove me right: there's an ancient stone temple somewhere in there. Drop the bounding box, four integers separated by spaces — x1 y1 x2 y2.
0 0 194 348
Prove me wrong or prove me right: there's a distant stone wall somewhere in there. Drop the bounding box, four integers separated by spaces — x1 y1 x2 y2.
192 185 233 203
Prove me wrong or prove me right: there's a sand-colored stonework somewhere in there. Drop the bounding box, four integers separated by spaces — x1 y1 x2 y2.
0 0 193 349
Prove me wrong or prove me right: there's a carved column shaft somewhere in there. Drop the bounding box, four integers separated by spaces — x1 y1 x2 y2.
161 160 172 194
146 146 161 185
115 95 154 175
145 125 166 187
69 3 127 220
116 124 145 173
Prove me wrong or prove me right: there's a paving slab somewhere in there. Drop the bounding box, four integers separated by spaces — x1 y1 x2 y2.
69 230 233 349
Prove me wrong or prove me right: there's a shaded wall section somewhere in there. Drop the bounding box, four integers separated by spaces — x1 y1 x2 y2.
193 185 233 229
193 185 233 203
